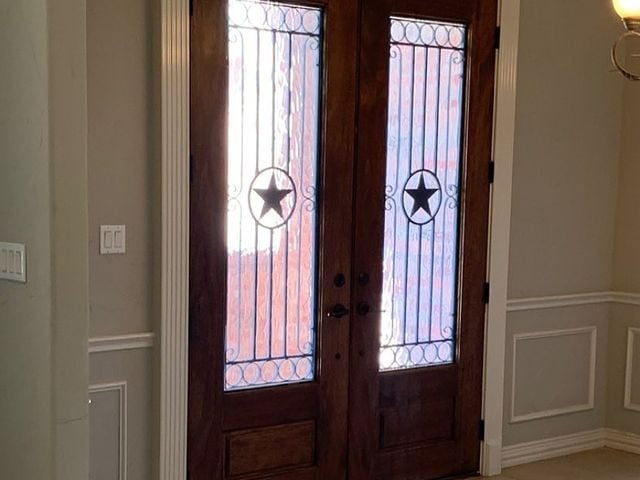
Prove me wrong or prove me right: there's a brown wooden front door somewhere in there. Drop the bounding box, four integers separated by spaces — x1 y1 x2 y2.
188 0 496 479
348 1 497 479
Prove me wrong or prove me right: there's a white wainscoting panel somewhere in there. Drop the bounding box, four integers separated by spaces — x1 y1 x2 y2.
89 382 128 480
89 333 155 354
510 327 597 423
625 327 640 412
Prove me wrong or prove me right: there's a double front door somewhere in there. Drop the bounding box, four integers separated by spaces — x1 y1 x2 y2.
189 0 497 479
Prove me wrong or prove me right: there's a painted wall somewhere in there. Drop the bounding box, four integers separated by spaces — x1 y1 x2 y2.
0 2 53 478
0 0 90 478
86 0 160 478
608 57 640 436
49 0 90 477
503 0 624 447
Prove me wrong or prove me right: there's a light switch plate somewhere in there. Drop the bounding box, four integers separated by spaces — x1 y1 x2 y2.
100 225 126 255
0 242 27 283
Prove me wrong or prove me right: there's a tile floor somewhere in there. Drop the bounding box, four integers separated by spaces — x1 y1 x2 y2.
483 449 640 479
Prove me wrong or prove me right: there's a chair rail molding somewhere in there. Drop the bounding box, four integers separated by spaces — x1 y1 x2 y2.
160 0 189 478
89 333 155 354
507 291 640 312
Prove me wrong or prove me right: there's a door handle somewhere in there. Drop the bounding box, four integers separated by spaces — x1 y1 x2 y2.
356 302 386 316
327 303 350 318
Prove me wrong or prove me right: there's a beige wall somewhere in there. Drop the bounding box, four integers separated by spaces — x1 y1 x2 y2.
49 0 90 477
608 48 640 436
0 0 89 478
87 0 160 338
508 0 623 300
0 2 53 478
87 0 160 478
503 0 624 447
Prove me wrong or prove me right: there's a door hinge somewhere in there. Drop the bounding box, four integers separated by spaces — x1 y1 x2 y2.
479 419 486 441
483 282 490 304
495 26 501 49
190 153 194 183
488 160 495 184
189 0 194 16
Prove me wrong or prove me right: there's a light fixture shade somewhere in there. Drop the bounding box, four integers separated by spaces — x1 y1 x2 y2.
613 0 640 20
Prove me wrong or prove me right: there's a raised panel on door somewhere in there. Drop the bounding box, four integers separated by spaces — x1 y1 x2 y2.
188 0 358 478
349 0 497 479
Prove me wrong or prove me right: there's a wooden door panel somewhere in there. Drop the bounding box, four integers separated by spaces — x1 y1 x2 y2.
189 0 358 478
379 398 456 449
222 384 319 431
225 421 316 477
350 0 497 478
375 442 458 480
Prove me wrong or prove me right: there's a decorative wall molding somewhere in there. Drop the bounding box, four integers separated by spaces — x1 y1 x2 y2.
89 382 128 480
502 429 640 468
507 291 640 312
610 292 640 307
625 328 640 412
507 292 611 312
89 333 155 354
160 0 189 479
510 327 597 423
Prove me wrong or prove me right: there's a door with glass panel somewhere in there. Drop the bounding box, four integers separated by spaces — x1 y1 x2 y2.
189 0 497 478
349 0 497 479
189 0 357 479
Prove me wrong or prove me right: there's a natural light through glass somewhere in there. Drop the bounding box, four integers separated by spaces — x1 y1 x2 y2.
380 17 467 371
225 0 323 390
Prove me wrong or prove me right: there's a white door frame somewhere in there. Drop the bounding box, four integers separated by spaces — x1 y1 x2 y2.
482 0 520 475
158 0 520 477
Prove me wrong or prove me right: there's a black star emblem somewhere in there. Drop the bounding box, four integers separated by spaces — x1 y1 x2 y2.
253 175 293 219
405 174 438 217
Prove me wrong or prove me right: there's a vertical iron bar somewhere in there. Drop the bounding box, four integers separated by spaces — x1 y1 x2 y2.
283 32 294 357
252 29 261 361
439 51 454 337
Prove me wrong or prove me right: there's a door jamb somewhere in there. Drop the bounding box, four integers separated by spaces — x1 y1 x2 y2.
158 0 520 477
482 0 520 476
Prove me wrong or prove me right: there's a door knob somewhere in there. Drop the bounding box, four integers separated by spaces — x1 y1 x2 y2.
356 302 371 316
356 302 385 316
327 303 350 318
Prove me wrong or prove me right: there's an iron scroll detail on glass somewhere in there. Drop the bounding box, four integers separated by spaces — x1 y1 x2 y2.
380 17 467 372
225 0 323 390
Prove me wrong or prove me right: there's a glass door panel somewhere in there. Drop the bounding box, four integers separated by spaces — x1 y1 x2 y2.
225 0 323 390
380 17 467 372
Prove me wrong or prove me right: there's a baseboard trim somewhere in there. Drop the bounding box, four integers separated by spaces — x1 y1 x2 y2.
605 429 640 455
501 428 640 468
502 429 606 468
